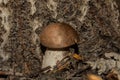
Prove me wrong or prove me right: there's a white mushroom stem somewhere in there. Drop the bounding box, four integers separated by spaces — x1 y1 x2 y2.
42 49 68 70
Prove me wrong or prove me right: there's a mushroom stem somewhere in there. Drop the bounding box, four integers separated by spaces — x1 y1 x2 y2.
42 49 68 70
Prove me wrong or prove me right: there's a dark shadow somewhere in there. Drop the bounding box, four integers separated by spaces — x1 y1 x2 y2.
40 44 46 54
0 75 8 78
40 43 79 54
70 43 79 54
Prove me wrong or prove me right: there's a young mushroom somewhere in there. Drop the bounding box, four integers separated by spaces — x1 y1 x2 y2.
40 23 79 70
87 74 103 80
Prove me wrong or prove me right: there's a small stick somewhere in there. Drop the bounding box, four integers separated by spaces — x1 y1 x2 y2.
0 71 23 77
66 65 90 79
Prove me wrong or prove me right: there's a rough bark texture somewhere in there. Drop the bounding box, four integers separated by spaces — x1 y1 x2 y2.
0 0 119 80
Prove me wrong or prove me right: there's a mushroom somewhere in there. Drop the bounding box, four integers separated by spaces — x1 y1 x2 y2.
87 74 103 80
40 23 79 70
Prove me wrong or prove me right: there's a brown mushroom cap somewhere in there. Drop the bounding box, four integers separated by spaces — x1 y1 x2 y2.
40 23 79 49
